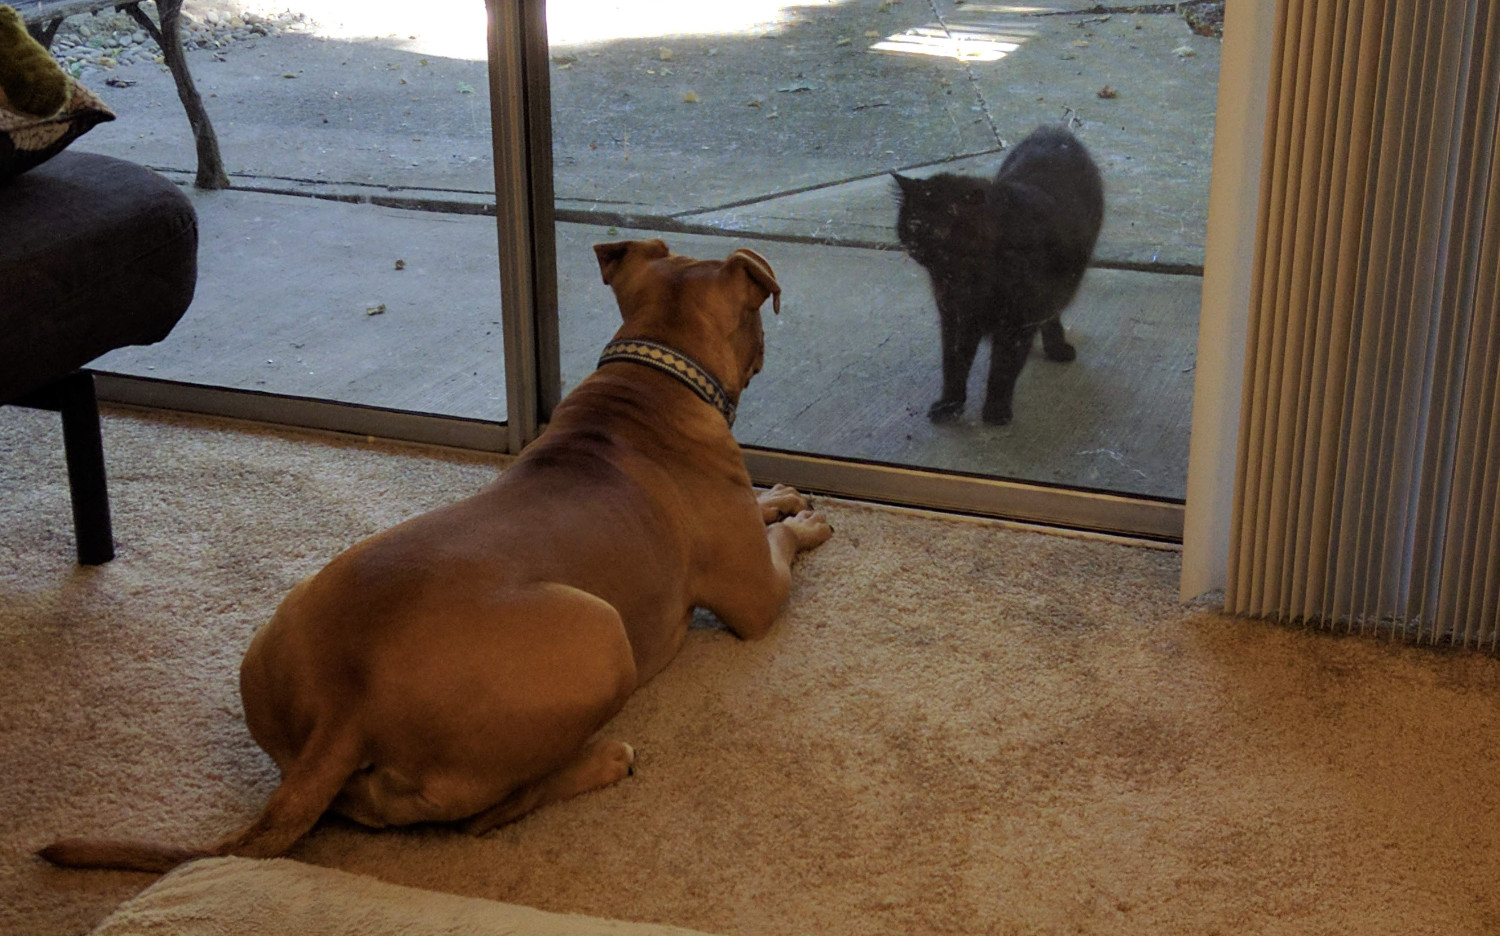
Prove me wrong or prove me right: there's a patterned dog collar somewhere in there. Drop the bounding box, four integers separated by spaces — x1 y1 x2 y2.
597 338 737 427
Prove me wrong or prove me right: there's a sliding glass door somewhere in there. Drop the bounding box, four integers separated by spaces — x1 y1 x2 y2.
59 0 1227 538
67 0 506 434
533 0 1221 536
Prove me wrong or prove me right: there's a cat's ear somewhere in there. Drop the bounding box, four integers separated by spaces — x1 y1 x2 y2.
891 172 917 195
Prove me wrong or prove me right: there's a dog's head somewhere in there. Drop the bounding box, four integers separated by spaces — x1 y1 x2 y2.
594 239 781 399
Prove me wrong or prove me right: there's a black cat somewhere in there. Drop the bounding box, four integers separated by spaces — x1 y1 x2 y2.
893 125 1105 425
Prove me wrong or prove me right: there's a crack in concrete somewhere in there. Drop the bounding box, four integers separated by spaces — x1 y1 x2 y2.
924 0 1007 151
152 169 1207 274
667 148 1006 219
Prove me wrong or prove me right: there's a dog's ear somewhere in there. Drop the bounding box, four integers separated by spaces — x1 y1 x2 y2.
723 248 781 315
594 239 670 285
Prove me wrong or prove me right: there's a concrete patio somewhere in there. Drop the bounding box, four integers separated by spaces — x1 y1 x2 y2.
70 0 1221 499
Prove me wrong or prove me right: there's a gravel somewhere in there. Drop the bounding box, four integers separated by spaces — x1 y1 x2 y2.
1180 1 1226 39
47 2 312 76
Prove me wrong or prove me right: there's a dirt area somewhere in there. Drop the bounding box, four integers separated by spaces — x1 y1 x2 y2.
1059 2 1224 38
1180 1 1226 38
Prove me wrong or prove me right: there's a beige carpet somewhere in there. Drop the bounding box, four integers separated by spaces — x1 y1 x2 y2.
4 405 1500 936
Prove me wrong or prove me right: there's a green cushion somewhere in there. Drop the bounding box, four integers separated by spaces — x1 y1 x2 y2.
0 5 115 181
0 4 69 117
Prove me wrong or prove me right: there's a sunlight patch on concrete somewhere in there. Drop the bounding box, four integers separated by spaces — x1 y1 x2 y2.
870 25 1028 62
256 0 856 58
248 0 489 59
958 4 1060 12
547 0 845 45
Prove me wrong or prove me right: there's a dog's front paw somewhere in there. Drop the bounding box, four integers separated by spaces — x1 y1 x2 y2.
759 483 810 523
782 509 833 552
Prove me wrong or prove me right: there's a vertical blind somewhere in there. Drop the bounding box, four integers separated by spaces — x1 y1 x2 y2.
1228 0 1500 646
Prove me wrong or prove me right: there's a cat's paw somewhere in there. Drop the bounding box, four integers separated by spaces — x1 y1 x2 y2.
980 402 1014 426
1044 341 1077 362
928 398 965 423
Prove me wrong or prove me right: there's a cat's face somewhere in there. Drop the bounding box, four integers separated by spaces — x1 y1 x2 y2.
892 172 990 263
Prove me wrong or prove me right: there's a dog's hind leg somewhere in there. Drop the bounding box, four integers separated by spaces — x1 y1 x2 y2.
40 722 362 872
210 723 364 858
460 737 637 835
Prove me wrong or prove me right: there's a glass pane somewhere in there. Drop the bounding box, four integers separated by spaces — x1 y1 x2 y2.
63 0 505 419
548 0 1221 501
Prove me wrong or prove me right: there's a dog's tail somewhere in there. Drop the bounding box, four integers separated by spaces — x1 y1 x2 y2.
38 724 362 874
35 838 213 874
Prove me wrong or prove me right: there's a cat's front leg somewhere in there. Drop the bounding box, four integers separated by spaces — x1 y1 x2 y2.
980 325 1038 425
930 315 983 423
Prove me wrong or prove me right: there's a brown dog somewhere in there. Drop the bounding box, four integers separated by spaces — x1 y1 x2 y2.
40 239 832 872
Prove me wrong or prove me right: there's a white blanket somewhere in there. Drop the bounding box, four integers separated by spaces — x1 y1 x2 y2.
90 857 720 936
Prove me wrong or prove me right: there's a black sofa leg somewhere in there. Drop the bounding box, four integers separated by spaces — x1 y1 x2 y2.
14 371 116 565
59 372 115 564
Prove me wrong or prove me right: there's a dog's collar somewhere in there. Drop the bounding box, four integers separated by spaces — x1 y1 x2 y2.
597 338 737 427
